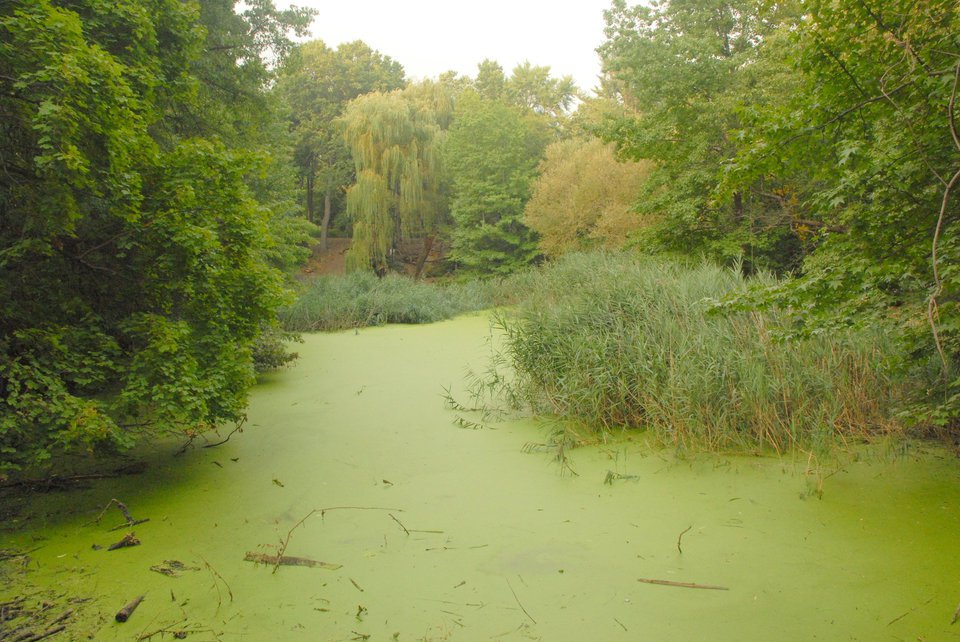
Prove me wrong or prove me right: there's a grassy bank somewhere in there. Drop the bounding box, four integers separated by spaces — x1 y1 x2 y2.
490 252 903 453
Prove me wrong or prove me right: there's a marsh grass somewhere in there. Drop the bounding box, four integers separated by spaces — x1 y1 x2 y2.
279 272 509 332
491 252 903 454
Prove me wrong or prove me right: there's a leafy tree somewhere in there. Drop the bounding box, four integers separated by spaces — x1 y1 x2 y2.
506 61 579 129
475 59 507 101
598 0 802 272
340 82 452 276
524 138 653 257
0 0 310 473
276 40 405 249
444 91 551 275
727 0 960 425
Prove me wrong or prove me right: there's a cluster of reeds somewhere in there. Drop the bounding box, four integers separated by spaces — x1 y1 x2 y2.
492 252 903 453
279 272 509 332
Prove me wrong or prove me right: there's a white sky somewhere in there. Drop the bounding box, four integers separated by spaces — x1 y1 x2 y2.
284 0 614 94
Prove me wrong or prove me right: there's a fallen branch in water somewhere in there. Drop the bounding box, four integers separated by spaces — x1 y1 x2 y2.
0 462 146 492
244 552 341 570
16 624 66 642
952 601 960 625
202 415 247 449
115 595 145 622
107 533 140 551
273 506 402 575
88 498 149 531
637 577 728 591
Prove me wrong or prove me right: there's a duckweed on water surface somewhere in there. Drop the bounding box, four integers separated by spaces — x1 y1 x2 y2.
1 315 959 641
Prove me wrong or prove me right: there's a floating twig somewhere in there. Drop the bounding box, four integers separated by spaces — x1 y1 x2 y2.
887 596 935 626
115 595 145 622
506 577 536 624
350 578 364 593
952 600 960 625
389 514 410 535
614 617 628 632
200 557 233 609
677 526 692 554
135 618 188 641
637 577 728 591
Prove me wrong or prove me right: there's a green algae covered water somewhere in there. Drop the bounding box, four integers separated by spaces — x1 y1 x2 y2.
2 314 959 641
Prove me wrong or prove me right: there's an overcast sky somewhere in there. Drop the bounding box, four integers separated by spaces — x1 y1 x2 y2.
282 0 615 94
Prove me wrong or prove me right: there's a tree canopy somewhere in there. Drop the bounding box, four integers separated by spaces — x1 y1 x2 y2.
340 82 452 276
0 0 312 472
276 40 405 249
524 138 652 257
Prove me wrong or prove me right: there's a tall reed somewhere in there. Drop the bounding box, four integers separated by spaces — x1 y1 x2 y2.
279 272 508 332
493 252 902 452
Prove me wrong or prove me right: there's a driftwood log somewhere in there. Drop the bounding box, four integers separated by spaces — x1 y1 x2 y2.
115 595 145 622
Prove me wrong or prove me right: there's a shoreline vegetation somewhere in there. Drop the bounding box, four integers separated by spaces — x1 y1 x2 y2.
280 251 912 457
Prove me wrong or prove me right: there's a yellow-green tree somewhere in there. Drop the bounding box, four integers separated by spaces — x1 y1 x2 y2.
524 138 652 256
340 82 452 275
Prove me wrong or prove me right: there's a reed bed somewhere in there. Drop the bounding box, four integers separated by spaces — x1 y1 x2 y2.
279 271 508 332
492 252 902 453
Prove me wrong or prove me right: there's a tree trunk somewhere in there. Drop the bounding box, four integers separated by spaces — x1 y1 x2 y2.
414 233 435 280
305 171 315 224
320 177 332 252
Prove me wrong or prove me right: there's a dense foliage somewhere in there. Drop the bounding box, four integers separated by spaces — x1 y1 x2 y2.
0 0 312 472
276 40 405 249
524 138 652 257
596 0 960 432
444 91 549 275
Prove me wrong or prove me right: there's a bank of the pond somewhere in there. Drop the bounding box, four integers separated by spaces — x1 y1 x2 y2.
1 314 959 641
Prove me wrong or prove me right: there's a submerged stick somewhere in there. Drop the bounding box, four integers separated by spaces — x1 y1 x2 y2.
273 506 403 574
115 595 145 622
637 577 728 591
244 552 341 570
506 578 536 624
677 526 692 554
18 624 67 642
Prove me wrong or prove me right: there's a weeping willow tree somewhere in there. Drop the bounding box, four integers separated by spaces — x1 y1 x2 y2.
340 81 452 275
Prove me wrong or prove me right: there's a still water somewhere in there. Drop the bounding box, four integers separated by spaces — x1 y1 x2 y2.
2 314 959 641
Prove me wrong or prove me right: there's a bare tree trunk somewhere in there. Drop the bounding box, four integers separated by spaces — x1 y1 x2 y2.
320 177 332 252
414 233 435 280
305 171 315 223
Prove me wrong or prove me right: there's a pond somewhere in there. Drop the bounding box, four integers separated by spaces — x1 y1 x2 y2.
2 313 959 641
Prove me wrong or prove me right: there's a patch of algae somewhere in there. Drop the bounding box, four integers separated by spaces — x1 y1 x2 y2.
2 313 960 641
